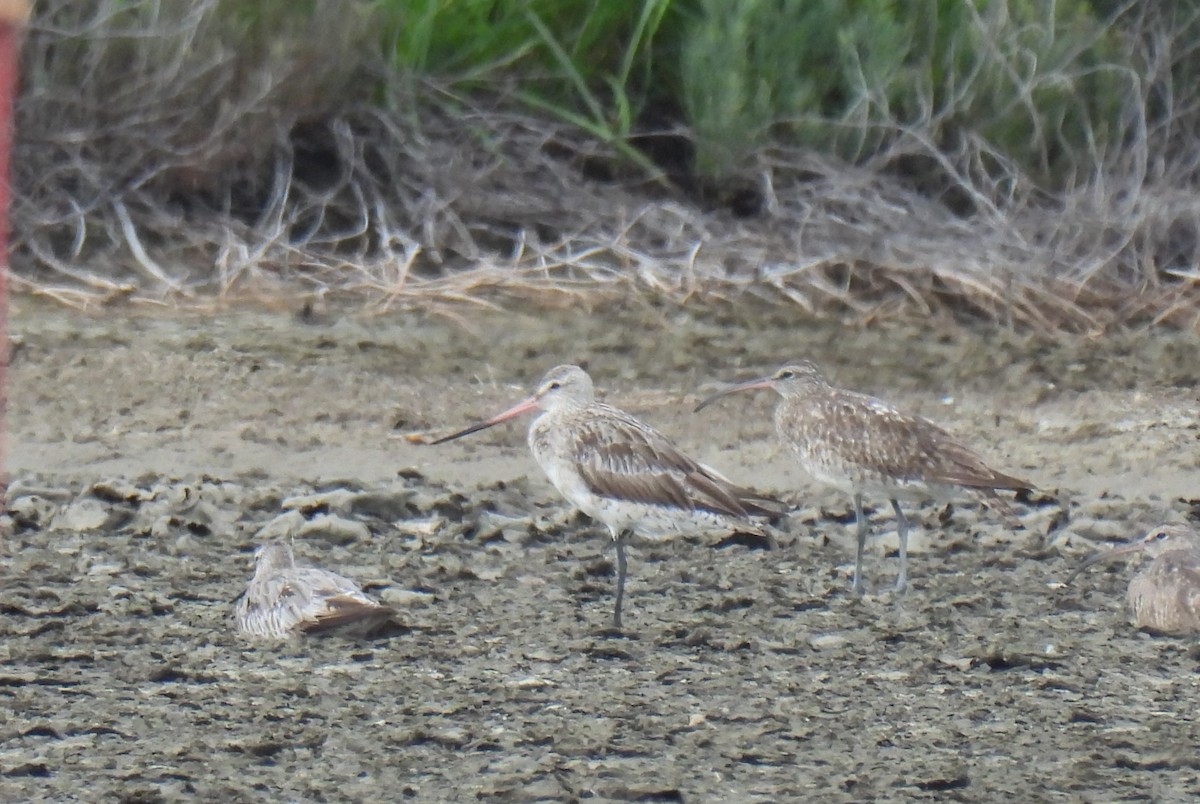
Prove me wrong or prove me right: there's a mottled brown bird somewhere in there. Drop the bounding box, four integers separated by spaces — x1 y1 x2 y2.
695 360 1032 594
234 540 397 639
433 364 784 629
1068 524 1200 636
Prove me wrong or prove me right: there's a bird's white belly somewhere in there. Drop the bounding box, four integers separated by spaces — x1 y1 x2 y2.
541 459 731 539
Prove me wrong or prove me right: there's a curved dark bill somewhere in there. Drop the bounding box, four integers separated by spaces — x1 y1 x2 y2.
694 377 774 413
430 396 539 445
1062 540 1145 586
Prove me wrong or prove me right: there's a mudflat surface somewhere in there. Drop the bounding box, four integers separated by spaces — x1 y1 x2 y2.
4 302 1200 802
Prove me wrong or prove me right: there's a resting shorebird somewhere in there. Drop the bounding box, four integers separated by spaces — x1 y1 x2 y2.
432 364 784 629
234 540 397 639
1067 524 1200 636
695 360 1032 594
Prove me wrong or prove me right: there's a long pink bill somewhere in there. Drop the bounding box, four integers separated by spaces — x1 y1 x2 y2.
1064 539 1149 585
693 377 775 413
430 396 540 445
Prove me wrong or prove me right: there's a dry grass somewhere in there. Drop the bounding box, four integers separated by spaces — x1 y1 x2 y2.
10 1 1200 333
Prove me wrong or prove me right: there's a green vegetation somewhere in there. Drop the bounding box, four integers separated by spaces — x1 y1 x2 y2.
379 0 678 177
16 0 1200 329
374 0 1139 189
28 0 1163 194
681 0 1130 183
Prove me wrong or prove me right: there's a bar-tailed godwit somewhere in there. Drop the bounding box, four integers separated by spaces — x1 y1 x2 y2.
1067 523 1200 636
433 364 784 628
234 540 397 639
695 360 1032 594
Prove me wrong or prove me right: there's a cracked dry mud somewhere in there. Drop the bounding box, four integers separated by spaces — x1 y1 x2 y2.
3 302 1200 802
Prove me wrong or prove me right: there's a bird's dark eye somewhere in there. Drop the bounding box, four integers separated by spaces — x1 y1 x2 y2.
777 370 795 380
547 381 562 391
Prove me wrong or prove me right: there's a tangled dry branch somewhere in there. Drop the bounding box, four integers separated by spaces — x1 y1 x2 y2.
10 0 1200 332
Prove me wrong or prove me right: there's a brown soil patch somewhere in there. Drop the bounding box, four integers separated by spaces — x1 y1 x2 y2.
4 302 1200 800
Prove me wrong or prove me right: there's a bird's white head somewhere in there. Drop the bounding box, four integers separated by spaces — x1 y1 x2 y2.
253 540 296 577
694 360 828 411
1124 523 1200 558
762 361 829 396
531 364 595 413
432 364 595 444
1067 523 1200 584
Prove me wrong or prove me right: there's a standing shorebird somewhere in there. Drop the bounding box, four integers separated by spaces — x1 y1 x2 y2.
234 540 398 639
1067 524 1200 636
695 360 1032 594
432 364 784 629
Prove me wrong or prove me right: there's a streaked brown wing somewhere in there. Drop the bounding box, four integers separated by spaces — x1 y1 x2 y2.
1175 565 1200 635
816 392 1030 490
301 593 395 635
920 435 1033 490
687 467 787 518
806 394 940 479
571 406 767 519
1133 551 1200 635
279 569 390 635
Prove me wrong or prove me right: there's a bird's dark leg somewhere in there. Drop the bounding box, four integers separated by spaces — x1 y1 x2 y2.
613 529 630 629
853 492 868 596
891 498 909 592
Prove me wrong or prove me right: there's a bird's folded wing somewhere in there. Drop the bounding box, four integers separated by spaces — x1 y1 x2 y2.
237 569 390 638
816 396 1031 490
1139 554 1200 635
571 413 771 518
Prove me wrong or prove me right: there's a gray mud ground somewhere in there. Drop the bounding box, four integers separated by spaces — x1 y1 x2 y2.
3 301 1200 802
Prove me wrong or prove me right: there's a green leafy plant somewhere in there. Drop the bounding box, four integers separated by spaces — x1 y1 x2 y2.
680 0 1130 188
377 0 677 180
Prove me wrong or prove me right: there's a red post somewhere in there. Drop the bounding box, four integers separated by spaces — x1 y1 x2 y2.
0 0 26 533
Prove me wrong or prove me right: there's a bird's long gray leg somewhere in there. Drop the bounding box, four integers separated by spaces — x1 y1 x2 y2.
891 499 909 592
613 529 630 629
853 492 868 596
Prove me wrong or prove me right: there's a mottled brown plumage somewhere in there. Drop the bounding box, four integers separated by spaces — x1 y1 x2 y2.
433 364 784 628
1069 524 1200 636
234 541 397 640
696 360 1032 594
